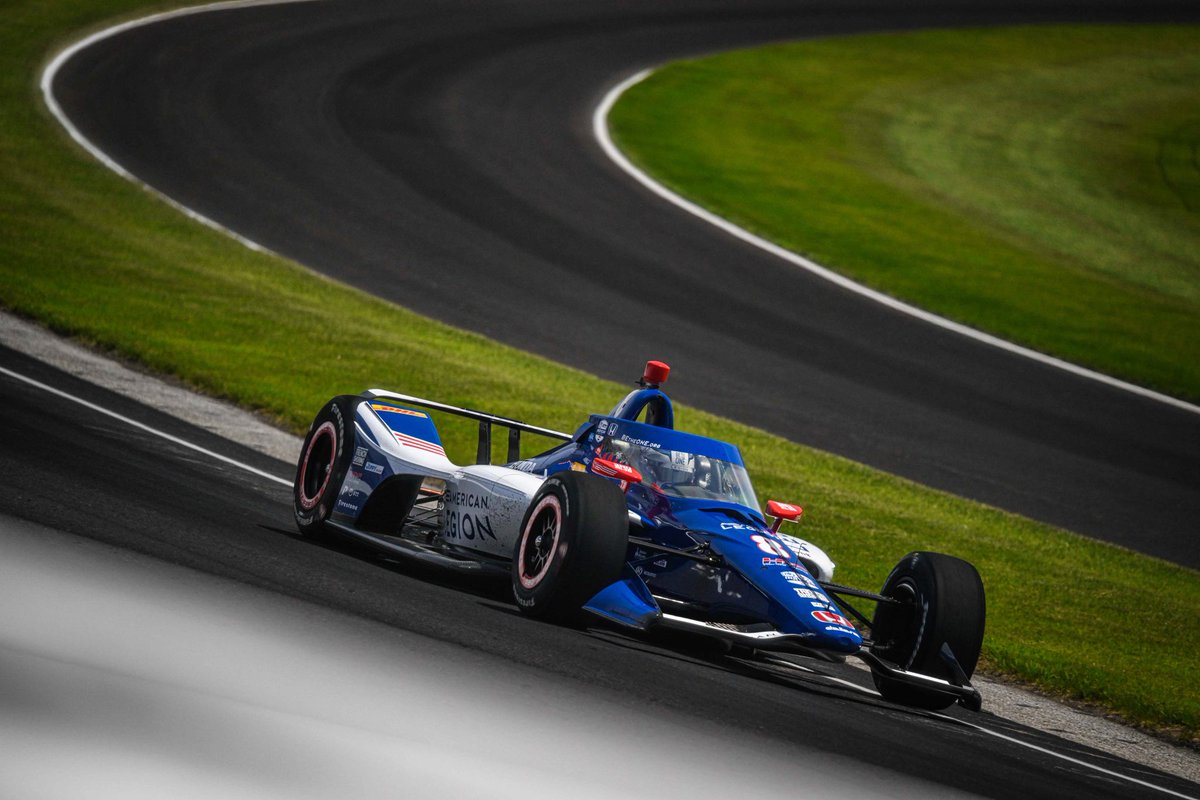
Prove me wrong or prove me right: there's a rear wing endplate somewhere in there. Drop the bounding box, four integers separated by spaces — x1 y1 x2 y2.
363 389 572 465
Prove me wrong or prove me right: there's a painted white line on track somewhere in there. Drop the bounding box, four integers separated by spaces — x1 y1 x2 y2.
0 365 292 488
763 655 1196 799
593 70 1200 417
936 714 1200 800
40 0 320 257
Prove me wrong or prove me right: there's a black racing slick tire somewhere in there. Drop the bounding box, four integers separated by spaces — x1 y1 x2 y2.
870 551 986 710
511 471 629 624
293 395 361 539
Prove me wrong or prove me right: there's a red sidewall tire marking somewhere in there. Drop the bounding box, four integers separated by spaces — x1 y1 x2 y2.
518 494 562 590
298 421 337 511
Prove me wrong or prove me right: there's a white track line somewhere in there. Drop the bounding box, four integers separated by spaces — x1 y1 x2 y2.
0 365 292 488
939 715 1200 800
594 69 1200 417
40 0 319 256
761 655 1196 799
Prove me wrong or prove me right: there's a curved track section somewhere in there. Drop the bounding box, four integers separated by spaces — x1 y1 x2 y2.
2 345 1196 799
48 0 1200 566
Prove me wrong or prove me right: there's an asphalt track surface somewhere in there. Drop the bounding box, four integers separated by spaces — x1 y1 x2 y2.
49 0 1200 568
4 344 1198 798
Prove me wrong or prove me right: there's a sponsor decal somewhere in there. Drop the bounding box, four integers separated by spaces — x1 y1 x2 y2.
510 460 537 472
777 568 816 587
394 431 446 457
364 462 385 475
352 446 368 467
371 404 427 418
824 625 854 632
788 573 818 589
444 483 495 540
786 574 825 599
619 434 660 448
608 423 619 437
448 491 490 509
598 419 609 434
810 601 829 608
720 521 758 532
444 510 496 541
812 610 854 628
653 559 668 568
335 498 359 514
762 557 787 567
570 461 587 472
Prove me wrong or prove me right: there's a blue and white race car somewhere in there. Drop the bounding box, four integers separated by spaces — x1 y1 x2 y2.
293 361 986 711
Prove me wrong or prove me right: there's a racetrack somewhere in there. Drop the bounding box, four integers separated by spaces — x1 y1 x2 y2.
47 0 1200 568
3 341 1196 799
13 2 1200 793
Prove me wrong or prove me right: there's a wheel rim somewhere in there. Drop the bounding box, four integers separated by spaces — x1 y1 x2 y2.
298 421 337 510
518 495 562 590
888 578 922 669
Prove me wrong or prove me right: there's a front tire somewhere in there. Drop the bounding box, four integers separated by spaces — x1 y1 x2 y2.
293 395 360 539
512 471 628 623
870 551 986 710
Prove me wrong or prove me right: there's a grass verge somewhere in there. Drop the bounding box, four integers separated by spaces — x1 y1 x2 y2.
1 4 1197 743
609 25 1200 403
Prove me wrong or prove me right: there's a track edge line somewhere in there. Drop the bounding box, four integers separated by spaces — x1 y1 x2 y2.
592 68 1200 417
39 0 323 257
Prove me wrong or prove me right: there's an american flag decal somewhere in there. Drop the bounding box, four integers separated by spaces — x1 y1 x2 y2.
394 431 446 457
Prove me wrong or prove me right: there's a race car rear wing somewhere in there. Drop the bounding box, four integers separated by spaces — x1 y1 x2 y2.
363 389 572 465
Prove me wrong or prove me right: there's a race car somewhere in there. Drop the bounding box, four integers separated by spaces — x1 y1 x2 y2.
293 360 986 711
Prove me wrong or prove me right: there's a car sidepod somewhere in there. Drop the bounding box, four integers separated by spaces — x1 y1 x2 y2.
442 466 544 559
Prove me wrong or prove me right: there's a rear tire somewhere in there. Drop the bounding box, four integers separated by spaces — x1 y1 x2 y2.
870 551 986 710
512 471 628 623
293 395 360 539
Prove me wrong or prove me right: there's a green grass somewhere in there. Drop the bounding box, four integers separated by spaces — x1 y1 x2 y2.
609 25 1200 403
1 5 1197 743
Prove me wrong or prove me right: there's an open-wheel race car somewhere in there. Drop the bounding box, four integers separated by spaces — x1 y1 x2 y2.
293 361 986 711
